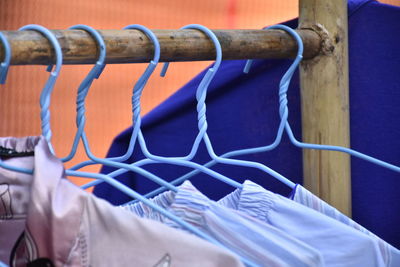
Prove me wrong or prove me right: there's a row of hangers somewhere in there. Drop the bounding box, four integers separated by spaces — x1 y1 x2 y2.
0 23 399 266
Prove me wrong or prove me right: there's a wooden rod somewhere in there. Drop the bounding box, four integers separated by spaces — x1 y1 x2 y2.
299 0 351 215
0 29 321 65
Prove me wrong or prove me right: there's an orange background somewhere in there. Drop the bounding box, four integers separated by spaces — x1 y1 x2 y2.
0 0 398 187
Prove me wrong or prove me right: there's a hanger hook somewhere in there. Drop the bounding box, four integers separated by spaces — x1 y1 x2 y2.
57 24 107 162
18 24 63 147
124 24 160 63
69 25 106 128
123 24 160 130
70 24 106 78
161 24 223 138
160 24 222 77
243 25 304 121
184 25 222 133
0 32 11 84
19 25 63 75
243 25 303 74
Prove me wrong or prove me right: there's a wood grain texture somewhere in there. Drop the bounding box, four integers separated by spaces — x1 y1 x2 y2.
299 0 351 215
0 29 321 65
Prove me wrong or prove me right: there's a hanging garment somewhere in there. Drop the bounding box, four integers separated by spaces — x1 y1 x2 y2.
0 136 243 267
94 0 400 248
218 180 385 267
289 185 400 267
123 180 324 267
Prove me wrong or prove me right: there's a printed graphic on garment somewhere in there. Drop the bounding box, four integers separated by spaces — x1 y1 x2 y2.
153 253 171 267
0 183 13 219
10 231 38 266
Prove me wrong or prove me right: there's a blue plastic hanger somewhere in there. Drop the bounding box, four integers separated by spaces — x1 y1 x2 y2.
59 24 106 163
242 25 400 173
2 27 256 265
69 24 158 169
0 24 61 174
161 24 295 183
0 32 11 84
80 24 244 191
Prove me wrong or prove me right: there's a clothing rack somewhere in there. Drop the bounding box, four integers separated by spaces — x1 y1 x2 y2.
1 29 321 64
0 0 351 215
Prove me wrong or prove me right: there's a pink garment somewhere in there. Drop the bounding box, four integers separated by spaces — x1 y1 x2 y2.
0 136 243 267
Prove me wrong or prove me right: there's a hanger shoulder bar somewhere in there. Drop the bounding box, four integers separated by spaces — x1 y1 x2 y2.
0 29 321 65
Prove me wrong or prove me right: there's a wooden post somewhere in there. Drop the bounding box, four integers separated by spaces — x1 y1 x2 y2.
299 0 351 215
0 29 321 65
